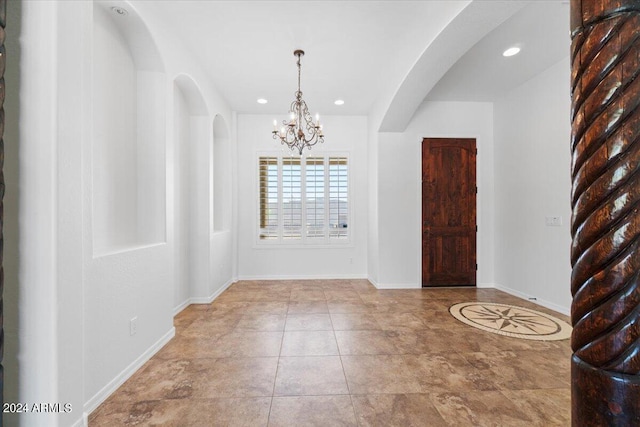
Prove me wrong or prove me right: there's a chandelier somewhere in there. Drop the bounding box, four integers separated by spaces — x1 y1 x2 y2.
272 49 324 155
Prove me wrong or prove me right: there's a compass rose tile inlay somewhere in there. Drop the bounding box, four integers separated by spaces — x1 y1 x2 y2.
449 302 571 341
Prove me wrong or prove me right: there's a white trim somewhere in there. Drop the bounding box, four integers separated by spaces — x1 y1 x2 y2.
83 327 175 416
189 278 234 304
373 281 421 289
174 279 235 314
70 414 86 427
494 283 570 316
252 242 354 250
173 299 191 316
237 274 368 281
476 282 495 289
367 276 380 288
92 241 166 260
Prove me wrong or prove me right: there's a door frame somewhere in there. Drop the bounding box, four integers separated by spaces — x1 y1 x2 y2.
417 136 479 288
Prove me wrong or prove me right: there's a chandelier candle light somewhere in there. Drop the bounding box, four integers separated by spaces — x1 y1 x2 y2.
272 49 324 155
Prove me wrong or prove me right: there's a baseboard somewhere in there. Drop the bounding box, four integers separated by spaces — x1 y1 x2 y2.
83 327 175 417
173 279 235 314
372 281 421 289
189 278 234 304
173 298 191 316
494 283 570 316
70 414 86 427
367 276 379 288
476 282 495 289
236 274 368 281
370 279 495 290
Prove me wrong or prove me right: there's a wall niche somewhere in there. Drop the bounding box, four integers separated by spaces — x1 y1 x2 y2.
92 2 166 255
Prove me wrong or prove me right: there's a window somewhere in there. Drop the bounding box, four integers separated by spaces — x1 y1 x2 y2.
259 157 278 240
258 154 349 244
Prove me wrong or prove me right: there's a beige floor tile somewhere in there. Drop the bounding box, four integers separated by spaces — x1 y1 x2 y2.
107 358 201 402
154 336 221 360
290 289 327 301
268 395 357 426
193 357 278 398
274 356 349 396
342 354 497 395
341 355 428 394
280 330 339 356
91 398 271 427
236 313 286 331
373 312 430 330
330 313 382 330
327 301 370 314
90 281 572 427
287 301 329 314
431 391 534 427
252 291 293 302
324 289 364 302
209 331 283 357
335 330 405 355
461 350 571 390
240 301 290 314
501 388 571 426
352 394 448 427
285 313 333 331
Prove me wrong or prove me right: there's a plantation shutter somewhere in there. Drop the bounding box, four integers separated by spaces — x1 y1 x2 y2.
329 157 348 239
305 157 325 238
259 157 278 240
282 157 302 239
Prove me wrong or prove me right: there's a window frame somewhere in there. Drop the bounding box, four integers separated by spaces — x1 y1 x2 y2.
255 151 352 247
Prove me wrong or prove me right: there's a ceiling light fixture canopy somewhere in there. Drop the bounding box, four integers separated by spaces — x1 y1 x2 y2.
272 49 324 155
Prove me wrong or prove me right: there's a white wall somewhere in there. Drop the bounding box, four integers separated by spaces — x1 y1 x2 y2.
367 125 380 285
236 114 368 279
173 84 191 309
494 57 572 314
84 0 174 413
376 102 495 288
17 1 235 425
2 1 20 420
210 115 233 296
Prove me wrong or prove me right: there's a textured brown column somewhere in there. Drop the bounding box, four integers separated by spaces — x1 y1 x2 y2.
570 0 640 425
0 0 6 418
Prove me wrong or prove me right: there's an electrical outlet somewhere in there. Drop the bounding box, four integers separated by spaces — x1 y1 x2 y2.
545 216 562 226
130 317 138 336
349 258 353 264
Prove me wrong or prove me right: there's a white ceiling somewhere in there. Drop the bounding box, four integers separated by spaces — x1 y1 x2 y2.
130 0 570 117
426 1 570 102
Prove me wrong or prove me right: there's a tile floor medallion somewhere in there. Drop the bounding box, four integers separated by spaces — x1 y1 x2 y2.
449 302 572 341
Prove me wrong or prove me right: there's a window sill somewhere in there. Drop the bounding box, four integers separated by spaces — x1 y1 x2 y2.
252 241 353 250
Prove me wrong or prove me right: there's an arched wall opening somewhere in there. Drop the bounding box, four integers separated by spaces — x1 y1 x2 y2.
173 74 211 306
212 114 231 232
92 1 166 255
210 114 233 294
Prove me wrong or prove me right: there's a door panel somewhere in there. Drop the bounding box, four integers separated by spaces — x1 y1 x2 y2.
422 138 476 287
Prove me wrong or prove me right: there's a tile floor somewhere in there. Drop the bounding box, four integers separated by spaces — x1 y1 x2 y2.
89 280 572 426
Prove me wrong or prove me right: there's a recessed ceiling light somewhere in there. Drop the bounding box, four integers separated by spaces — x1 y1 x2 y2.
503 47 521 57
111 6 128 16
257 98 268 104
334 99 345 106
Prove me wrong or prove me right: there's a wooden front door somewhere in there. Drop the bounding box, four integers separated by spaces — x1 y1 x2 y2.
422 138 477 287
